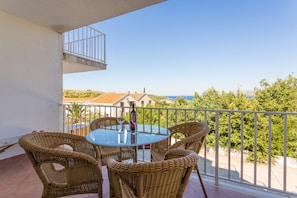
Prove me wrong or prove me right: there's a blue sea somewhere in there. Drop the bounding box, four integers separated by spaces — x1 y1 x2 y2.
167 95 252 101
166 96 194 101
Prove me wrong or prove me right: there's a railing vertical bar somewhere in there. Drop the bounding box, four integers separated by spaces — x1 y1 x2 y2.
83 105 86 135
283 114 287 192
158 109 161 133
150 108 153 126
166 109 169 134
104 106 107 118
94 36 96 60
142 107 145 127
77 28 80 56
72 29 74 54
228 112 231 179
268 114 272 189
62 105 66 133
88 105 91 126
86 27 89 60
240 112 244 183
215 110 219 186
98 105 101 118
109 105 112 118
82 27 84 58
174 109 177 125
253 112 258 185
203 110 207 175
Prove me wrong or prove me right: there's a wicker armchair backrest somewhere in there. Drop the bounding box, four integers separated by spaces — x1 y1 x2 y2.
18 131 103 198
107 149 198 198
169 122 210 154
90 117 129 131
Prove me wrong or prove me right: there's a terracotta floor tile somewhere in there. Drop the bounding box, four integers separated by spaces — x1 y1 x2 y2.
0 154 259 198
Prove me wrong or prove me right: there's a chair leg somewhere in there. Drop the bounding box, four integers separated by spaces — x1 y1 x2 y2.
196 166 208 198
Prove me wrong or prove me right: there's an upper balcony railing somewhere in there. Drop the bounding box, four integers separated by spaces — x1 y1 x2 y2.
63 26 106 63
62 104 297 197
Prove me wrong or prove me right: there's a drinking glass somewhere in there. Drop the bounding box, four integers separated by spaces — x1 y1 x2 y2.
117 117 125 130
117 110 126 143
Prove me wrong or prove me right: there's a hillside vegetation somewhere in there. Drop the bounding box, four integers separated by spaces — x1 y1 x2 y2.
63 89 102 98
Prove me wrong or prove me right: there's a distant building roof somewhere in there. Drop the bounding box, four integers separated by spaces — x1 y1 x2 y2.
63 92 153 105
91 93 127 104
130 93 145 101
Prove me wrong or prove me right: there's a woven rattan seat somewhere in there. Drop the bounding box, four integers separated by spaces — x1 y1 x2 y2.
90 117 134 165
18 131 103 198
107 149 198 198
151 122 210 198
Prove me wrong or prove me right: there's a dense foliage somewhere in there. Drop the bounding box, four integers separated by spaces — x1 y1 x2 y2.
141 75 297 162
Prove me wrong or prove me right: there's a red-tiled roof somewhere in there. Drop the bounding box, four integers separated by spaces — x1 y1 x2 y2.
63 93 148 104
91 93 127 104
130 93 145 100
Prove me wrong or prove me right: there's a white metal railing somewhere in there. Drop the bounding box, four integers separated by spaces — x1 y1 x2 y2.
63 26 106 63
62 104 297 197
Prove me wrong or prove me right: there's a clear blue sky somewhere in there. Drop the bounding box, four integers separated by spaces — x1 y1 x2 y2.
63 0 297 96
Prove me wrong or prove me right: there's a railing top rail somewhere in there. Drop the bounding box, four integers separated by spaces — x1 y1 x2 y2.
62 103 297 115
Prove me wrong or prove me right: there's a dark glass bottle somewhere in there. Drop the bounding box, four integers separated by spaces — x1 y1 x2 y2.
130 103 136 131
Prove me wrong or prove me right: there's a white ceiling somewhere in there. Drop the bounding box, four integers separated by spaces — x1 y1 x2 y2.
0 0 165 33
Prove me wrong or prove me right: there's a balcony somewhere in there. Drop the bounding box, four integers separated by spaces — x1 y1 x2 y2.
1 104 296 197
63 104 297 197
63 26 107 74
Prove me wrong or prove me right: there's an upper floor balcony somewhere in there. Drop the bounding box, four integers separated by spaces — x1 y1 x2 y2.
63 26 107 74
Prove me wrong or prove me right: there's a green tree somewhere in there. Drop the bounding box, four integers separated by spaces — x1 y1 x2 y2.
66 102 86 124
254 74 297 112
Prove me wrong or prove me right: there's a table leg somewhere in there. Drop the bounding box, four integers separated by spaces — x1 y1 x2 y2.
133 146 137 163
119 147 122 162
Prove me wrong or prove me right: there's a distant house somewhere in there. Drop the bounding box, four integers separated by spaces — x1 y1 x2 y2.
63 92 155 117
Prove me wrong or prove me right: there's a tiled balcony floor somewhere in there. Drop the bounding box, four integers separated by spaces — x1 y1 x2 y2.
0 154 261 198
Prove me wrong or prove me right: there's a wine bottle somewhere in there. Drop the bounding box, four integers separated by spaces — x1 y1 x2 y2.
130 103 136 131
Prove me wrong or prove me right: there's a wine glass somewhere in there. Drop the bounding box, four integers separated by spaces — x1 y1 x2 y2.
117 109 125 131
117 117 125 130
117 112 126 143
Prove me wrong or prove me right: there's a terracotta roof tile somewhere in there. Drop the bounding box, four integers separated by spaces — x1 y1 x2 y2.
91 93 127 104
130 93 145 100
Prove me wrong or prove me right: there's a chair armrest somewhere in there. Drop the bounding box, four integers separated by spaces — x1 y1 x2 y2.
38 149 103 186
164 149 196 160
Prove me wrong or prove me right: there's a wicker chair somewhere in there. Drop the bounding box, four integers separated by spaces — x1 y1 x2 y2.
18 131 103 198
90 117 134 166
151 122 210 198
107 149 198 198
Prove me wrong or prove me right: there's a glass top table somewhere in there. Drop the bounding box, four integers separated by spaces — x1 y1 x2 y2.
86 124 170 147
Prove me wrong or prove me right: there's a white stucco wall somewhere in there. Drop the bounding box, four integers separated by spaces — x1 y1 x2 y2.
0 11 62 144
